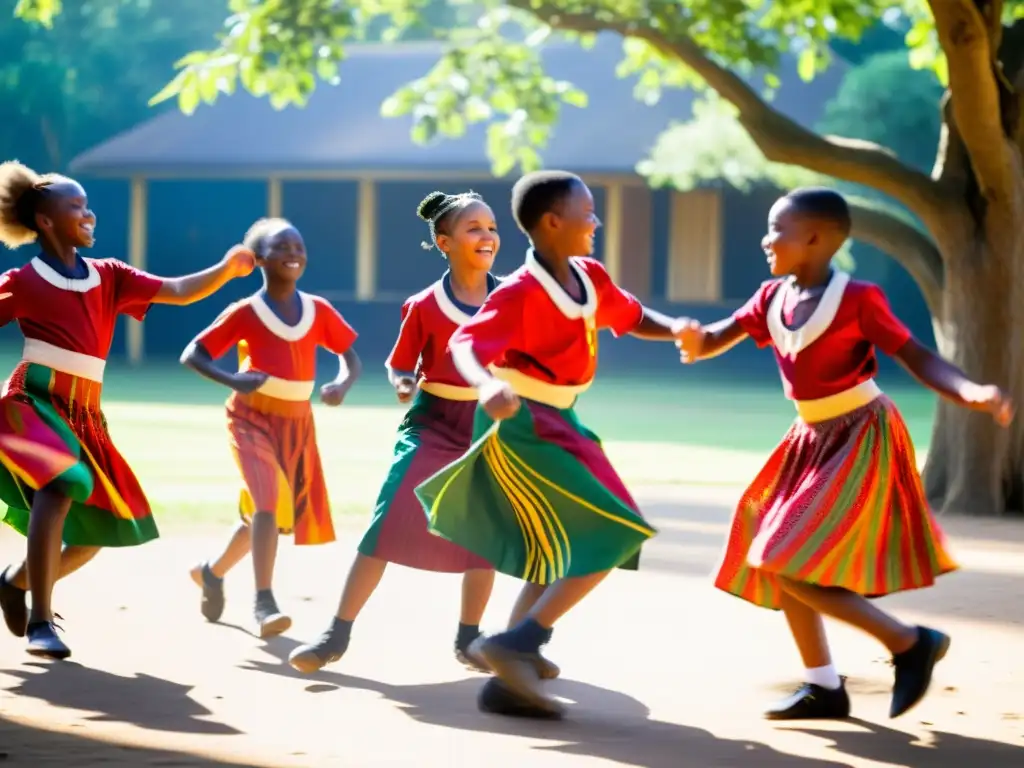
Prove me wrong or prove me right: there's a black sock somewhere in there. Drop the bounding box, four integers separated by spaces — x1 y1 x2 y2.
493 619 548 654
456 622 481 649
202 563 223 586
328 617 353 649
255 588 275 604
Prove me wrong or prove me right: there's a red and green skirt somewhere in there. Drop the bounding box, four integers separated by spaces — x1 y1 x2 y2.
414 399 656 584
714 396 958 609
358 390 493 572
0 362 157 547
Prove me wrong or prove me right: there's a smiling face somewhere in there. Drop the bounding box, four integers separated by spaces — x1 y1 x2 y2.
761 197 813 277
36 178 95 249
258 225 307 283
538 180 600 258
436 201 499 271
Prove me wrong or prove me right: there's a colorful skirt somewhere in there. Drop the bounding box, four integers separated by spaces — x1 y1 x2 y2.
714 396 958 609
414 399 656 584
0 362 157 547
358 391 493 572
229 392 334 545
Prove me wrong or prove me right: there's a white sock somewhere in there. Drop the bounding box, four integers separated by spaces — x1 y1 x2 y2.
805 664 842 690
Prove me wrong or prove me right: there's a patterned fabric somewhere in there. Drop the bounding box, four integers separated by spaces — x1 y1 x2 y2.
358 391 493 572
714 396 958 609
230 393 334 545
415 400 655 583
0 362 157 547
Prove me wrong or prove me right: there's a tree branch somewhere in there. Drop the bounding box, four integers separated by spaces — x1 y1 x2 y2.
929 0 1016 204
848 201 944 317
506 1 946 233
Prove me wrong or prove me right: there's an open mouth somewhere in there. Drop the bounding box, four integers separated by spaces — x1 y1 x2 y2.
80 223 95 237
475 246 494 256
283 260 301 269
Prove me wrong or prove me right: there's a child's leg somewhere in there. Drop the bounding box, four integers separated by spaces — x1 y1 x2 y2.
454 568 494 670
250 510 290 637
1 545 100 637
477 570 611 712
778 577 949 718
765 589 850 720
24 484 73 658
190 522 251 623
287 553 387 673
507 582 547 626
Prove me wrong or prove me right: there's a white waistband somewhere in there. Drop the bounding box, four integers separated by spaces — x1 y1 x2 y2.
794 379 882 423
22 339 106 382
420 381 478 401
255 376 315 402
489 366 591 409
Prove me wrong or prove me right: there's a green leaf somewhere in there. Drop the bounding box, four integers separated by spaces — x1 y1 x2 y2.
560 87 587 109
178 75 200 115
797 47 816 82
149 71 188 107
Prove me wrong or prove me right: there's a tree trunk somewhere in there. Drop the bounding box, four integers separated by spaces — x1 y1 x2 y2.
923 224 1024 516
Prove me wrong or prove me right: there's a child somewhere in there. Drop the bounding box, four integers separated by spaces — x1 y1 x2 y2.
674 187 1013 720
413 171 689 715
181 217 361 638
0 161 254 659
288 190 506 674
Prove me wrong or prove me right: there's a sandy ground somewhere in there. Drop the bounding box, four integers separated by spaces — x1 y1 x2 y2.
0 484 1022 767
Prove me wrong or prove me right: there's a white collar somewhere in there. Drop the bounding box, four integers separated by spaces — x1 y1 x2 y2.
767 271 850 356
30 256 101 293
524 249 597 319
250 291 316 341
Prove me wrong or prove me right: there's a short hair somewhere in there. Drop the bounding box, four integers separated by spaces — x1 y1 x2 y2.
242 217 296 257
511 170 583 234
784 187 852 236
416 190 485 250
0 161 66 250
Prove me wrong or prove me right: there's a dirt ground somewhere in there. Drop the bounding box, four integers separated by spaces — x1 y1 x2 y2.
0 484 1022 767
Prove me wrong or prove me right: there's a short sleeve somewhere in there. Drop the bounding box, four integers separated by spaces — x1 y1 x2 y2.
193 302 248 360
449 282 524 368
104 259 163 321
585 259 643 337
0 269 21 327
316 298 358 355
386 298 424 374
733 280 780 348
858 284 912 355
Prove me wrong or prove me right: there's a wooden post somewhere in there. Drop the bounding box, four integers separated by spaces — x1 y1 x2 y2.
356 178 378 300
127 177 148 365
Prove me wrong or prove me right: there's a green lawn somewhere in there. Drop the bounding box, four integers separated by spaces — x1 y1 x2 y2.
0 354 941 530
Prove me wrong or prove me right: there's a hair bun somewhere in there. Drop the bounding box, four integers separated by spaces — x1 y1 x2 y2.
417 191 451 222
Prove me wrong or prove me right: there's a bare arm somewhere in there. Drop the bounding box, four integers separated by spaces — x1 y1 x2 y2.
179 341 264 393
335 348 362 386
894 338 1010 420
629 307 683 341
152 247 254 306
677 316 750 363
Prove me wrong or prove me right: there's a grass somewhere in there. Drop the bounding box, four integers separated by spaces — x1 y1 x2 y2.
49 359 939 531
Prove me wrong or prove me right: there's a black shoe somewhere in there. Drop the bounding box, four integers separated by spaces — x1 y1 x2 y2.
456 627 490 673
765 680 851 720
190 563 225 623
0 566 27 637
472 635 565 717
890 626 950 718
478 677 564 719
254 593 291 638
288 625 350 673
26 618 71 660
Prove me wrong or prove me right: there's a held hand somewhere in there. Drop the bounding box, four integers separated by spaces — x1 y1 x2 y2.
223 245 257 279
479 378 520 421
672 317 706 364
231 370 269 395
320 380 352 407
394 376 417 404
967 384 1015 426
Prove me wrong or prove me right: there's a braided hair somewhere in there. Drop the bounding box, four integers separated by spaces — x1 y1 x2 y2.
242 217 295 258
416 190 485 252
0 161 64 250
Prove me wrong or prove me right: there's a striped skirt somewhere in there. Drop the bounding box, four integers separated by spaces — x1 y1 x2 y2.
358 390 492 572
714 396 958 609
414 399 656 584
229 392 334 545
0 362 157 547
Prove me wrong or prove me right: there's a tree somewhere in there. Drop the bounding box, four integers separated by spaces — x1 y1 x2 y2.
16 0 1024 517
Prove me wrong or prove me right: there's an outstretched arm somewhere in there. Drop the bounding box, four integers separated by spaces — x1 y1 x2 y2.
676 317 749 363
629 307 686 341
152 246 255 306
894 339 1013 424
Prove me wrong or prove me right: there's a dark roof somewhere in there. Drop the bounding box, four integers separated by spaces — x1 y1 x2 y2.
70 33 848 177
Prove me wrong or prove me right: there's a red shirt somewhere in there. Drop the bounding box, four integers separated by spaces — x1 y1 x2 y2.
450 252 643 386
386 279 486 387
194 292 357 382
733 274 911 401
0 256 161 358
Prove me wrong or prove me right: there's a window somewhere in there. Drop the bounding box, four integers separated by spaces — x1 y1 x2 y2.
667 189 723 302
